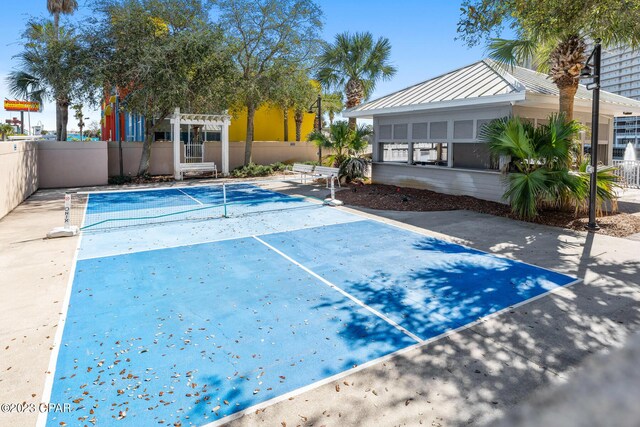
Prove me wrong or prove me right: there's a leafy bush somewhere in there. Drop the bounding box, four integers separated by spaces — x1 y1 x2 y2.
308 120 372 181
339 157 369 181
230 162 292 178
108 175 133 185
575 159 619 215
270 162 291 172
481 113 618 220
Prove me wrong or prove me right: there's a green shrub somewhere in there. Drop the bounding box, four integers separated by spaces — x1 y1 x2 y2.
271 162 292 172
230 162 292 178
339 157 369 182
108 175 133 185
480 114 618 219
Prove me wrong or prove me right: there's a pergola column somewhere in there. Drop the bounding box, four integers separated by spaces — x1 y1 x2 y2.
221 119 229 175
173 108 181 180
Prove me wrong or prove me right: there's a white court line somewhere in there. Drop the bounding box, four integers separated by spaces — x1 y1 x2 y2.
177 188 204 205
334 205 580 281
75 177 305 195
76 207 361 262
36 199 88 427
252 235 423 343
200 277 582 427
44 191 583 427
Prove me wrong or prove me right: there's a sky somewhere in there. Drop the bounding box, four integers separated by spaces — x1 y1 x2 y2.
0 0 493 133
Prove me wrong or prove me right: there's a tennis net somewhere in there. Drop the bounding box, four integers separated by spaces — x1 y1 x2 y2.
62 182 325 232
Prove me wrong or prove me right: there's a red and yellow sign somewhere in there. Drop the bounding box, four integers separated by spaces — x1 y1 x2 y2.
4 100 41 112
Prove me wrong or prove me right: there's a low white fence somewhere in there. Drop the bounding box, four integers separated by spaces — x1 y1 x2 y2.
613 160 640 188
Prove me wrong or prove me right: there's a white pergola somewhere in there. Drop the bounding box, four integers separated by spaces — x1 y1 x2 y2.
170 108 231 180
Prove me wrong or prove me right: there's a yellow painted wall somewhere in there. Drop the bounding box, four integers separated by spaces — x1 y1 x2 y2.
229 105 316 142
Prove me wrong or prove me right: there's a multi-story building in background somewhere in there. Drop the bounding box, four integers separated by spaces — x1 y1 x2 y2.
599 45 640 158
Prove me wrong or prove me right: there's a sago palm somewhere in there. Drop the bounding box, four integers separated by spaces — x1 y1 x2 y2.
316 32 396 128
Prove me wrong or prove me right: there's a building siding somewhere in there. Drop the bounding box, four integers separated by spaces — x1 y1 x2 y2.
371 162 507 204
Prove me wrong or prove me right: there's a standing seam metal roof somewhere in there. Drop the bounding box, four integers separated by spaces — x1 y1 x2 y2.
347 59 640 114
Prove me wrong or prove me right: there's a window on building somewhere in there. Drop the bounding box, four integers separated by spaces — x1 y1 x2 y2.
379 142 409 162
154 131 171 141
413 142 448 165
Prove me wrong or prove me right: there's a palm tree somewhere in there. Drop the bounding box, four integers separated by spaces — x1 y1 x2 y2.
0 124 14 141
8 21 83 141
488 35 586 121
316 32 396 129
7 71 46 106
321 92 343 126
308 120 373 180
480 114 618 219
458 2 640 123
47 0 78 34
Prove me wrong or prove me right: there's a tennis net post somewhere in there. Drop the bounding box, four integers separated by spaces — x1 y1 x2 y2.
223 183 228 218
47 192 80 238
324 175 343 206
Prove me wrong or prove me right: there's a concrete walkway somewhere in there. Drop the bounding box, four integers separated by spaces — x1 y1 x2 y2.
1 181 640 426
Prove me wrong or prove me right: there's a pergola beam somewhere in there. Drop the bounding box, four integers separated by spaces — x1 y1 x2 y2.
172 107 231 180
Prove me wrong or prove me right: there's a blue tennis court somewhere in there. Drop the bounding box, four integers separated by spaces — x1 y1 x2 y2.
45 183 577 427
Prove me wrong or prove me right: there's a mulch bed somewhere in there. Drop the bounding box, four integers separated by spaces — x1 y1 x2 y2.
336 183 640 238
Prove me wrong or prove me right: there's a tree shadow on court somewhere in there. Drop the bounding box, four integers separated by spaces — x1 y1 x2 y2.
184 374 247 425
224 215 640 427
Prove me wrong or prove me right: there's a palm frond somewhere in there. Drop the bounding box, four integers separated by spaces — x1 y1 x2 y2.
537 113 581 169
315 31 395 104
307 129 331 148
504 168 550 219
339 157 369 181
483 117 535 170
487 38 538 68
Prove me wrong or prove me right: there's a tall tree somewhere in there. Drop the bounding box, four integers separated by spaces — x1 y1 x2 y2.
92 0 236 175
47 0 78 34
321 91 343 126
316 32 396 129
212 0 323 165
271 68 317 142
457 0 640 121
8 20 88 141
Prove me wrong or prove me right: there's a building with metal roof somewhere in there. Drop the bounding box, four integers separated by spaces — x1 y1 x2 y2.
343 59 640 203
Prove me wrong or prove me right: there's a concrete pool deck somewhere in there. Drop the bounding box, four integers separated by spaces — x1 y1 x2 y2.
1 180 640 426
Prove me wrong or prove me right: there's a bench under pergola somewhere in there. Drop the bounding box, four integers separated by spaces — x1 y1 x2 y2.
170 108 231 180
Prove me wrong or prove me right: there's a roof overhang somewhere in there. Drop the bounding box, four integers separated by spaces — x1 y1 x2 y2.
343 92 526 119
522 93 640 117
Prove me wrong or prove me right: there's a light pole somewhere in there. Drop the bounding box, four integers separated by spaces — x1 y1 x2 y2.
580 38 602 232
308 94 322 164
